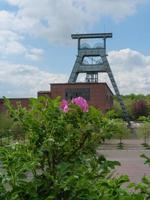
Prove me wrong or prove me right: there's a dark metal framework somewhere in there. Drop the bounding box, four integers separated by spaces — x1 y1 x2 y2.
68 32 130 125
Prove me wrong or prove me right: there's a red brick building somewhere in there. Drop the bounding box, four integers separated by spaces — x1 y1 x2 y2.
0 83 113 113
38 82 113 112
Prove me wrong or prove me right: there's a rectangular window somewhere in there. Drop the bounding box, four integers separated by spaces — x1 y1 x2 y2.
65 88 90 100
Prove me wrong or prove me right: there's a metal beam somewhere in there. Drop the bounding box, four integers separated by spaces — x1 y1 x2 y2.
71 33 112 39
78 65 106 73
79 49 105 56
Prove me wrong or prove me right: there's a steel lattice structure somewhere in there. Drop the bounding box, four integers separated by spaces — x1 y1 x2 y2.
68 33 130 125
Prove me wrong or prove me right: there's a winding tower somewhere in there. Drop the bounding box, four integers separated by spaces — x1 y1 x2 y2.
68 33 130 125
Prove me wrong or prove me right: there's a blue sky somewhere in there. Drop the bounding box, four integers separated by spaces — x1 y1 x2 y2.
0 0 150 97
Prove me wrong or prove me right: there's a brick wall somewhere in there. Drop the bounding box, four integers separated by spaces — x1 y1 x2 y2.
37 91 51 98
50 82 113 112
0 83 113 113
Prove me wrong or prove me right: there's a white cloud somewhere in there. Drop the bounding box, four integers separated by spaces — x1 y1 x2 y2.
0 30 44 60
0 10 15 29
0 61 67 97
0 49 149 97
1 0 148 44
107 49 150 94
0 1 149 97
76 48 150 95
25 48 44 61
0 29 25 56
5 41 26 55
80 0 146 21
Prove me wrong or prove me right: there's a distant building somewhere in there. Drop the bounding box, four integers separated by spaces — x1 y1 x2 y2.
38 82 113 112
0 83 113 113
0 32 118 114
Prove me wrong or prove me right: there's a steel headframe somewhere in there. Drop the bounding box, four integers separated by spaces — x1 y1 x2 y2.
68 32 130 125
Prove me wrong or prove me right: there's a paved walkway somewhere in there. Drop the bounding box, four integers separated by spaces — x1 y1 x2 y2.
97 139 150 183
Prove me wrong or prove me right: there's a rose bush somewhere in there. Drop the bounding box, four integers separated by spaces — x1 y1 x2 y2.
0 96 149 199
60 97 88 113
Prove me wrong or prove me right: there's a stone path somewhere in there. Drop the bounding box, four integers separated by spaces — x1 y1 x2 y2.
97 139 150 183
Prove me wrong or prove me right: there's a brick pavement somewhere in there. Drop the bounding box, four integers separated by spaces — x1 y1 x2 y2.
97 139 150 183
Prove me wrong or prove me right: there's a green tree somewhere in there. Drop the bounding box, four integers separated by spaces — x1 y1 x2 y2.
137 122 150 145
113 119 130 146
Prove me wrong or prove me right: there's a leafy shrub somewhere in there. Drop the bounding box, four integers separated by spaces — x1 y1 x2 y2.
0 97 150 200
0 97 122 199
105 109 120 120
11 122 25 141
138 116 150 122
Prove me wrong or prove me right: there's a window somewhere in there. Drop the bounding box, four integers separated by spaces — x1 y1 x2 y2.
65 88 90 100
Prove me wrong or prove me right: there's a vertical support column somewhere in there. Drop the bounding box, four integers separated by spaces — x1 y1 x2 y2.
103 56 131 125
104 38 106 53
78 39 80 51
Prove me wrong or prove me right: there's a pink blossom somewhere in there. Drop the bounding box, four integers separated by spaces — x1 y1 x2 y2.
60 99 69 113
72 97 89 112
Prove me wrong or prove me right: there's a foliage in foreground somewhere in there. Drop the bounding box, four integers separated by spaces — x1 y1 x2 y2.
0 97 150 200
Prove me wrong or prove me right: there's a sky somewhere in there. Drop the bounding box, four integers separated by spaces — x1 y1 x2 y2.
0 0 150 98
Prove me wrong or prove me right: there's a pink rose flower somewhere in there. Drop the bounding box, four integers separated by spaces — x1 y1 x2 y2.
60 99 69 113
72 97 89 112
